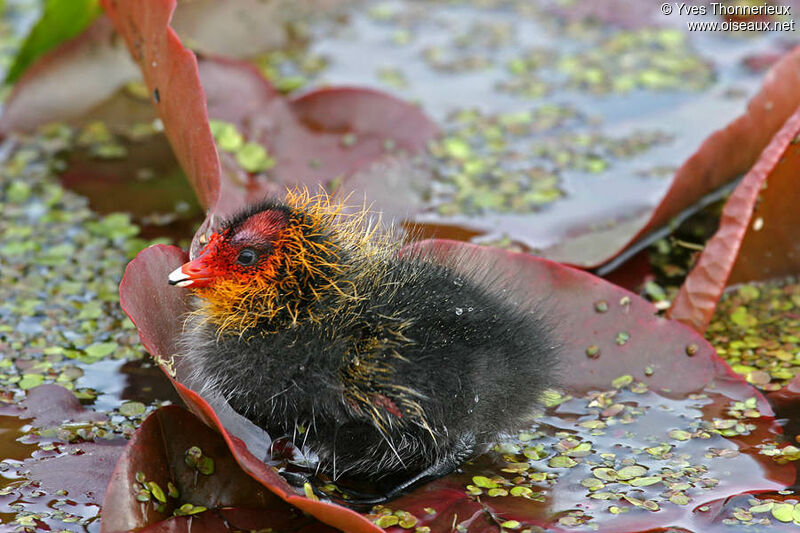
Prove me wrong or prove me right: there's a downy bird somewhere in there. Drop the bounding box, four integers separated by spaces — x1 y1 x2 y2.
168 190 558 504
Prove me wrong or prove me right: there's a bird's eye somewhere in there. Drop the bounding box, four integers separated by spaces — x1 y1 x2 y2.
237 248 259 266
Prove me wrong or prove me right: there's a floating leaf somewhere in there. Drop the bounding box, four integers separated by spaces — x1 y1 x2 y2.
84 341 118 359
101 405 335 532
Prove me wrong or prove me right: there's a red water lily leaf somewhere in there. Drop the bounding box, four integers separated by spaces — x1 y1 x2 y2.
403 240 729 395
668 105 800 333
120 240 793 532
195 56 438 219
0 384 127 528
100 405 332 533
2 383 106 427
100 0 220 210
0 17 139 135
0 0 349 134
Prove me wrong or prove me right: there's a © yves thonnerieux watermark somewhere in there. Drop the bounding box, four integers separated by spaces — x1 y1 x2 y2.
660 2 796 32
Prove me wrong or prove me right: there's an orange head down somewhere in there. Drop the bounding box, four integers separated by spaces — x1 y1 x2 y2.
169 191 381 335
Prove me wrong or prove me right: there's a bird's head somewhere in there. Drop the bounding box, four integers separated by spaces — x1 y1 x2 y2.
168 205 291 290
168 191 359 334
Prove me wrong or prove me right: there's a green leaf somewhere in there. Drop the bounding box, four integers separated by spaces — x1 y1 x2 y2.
548 455 578 468
471 476 498 488
18 374 44 390
5 0 102 85
235 142 276 173
772 502 794 522
209 120 244 152
119 401 146 417
629 476 661 487
84 341 118 359
147 482 166 503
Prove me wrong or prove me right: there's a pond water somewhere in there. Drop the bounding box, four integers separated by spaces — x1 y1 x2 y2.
1 1 799 531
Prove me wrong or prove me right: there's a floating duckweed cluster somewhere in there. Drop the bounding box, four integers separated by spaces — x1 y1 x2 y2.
718 495 800 528
428 105 673 216
69 115 167 154
0 131 173 529
556 29 714 94
365 2 712 99
23 399 157 447
4 394 167 530
209 119 276 173
428 105 579 215
706 280 800 391
134 464 208 517
369 506 423 529
254 46 328 93
443 375 771 530
74 121 129 159
376 66 409 88
761 443 800 465
498 28 713 97
497 48 555 98
422 19 513 73
0 135 155 390
531 130 673 173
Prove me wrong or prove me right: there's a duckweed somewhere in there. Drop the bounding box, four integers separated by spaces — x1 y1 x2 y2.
707 280 800 391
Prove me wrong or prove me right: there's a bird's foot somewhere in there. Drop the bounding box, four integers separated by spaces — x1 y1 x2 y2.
281 435 476 511
329 434 477 510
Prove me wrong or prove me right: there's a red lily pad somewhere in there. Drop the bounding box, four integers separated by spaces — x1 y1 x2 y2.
100 404 332 532
613 44 800 266
0 17 139 135
119 239 793 532
0 385 127 530
668 104 800 333
3 383 106 427
689 490 800 530
0 0 348 134
194 56 438 218
403 240 731 395
100 0 220 210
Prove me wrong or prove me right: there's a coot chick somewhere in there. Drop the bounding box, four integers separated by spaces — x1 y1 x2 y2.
168 191 558 504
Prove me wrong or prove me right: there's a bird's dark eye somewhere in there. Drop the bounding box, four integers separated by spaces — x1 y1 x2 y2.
237 248 258 266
